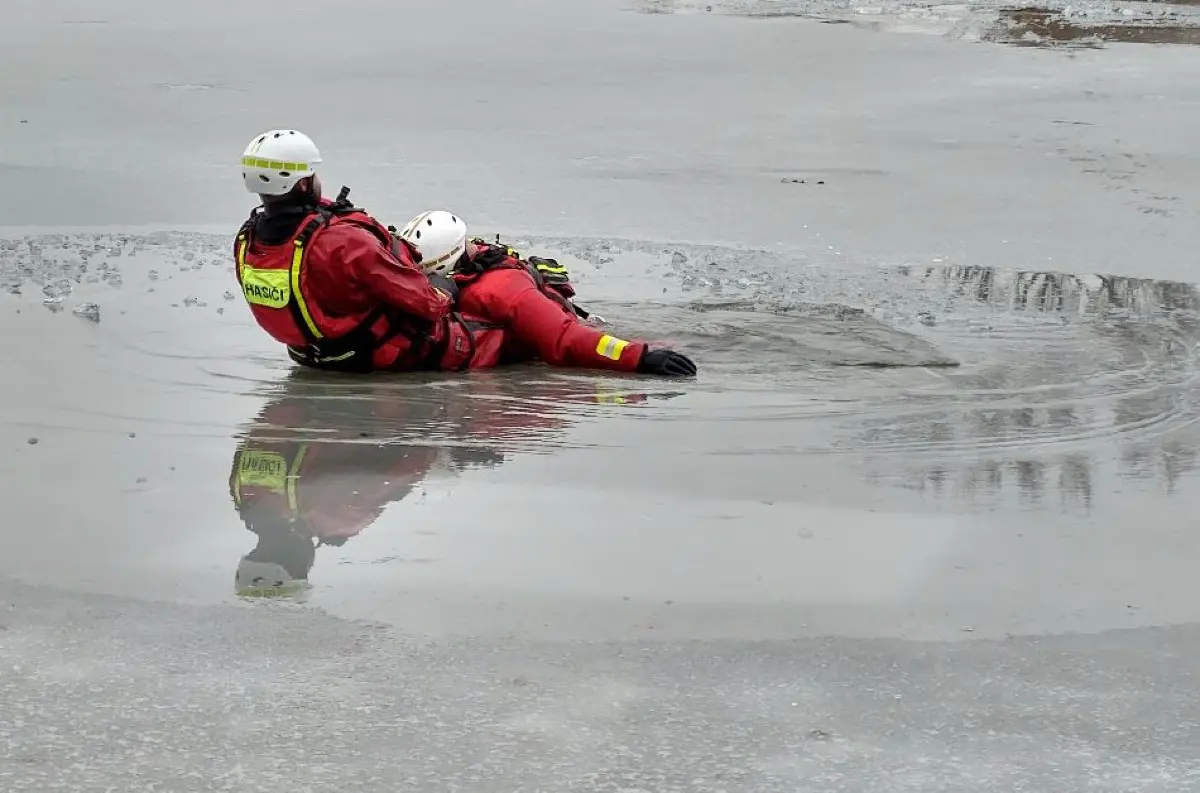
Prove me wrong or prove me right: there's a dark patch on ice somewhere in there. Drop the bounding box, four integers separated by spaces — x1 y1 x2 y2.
628 0 1200 48
72 302 100 323
987 6 1200 47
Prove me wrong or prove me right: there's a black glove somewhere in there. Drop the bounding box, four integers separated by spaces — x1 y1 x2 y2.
427 272 459 304
637 348 697 377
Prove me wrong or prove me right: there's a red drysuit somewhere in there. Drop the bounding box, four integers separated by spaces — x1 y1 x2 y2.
449 241 648 372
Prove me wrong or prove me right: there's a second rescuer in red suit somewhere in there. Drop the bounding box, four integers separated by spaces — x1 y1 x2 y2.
233 129 696 377
396 210 698 377
452 240 647 371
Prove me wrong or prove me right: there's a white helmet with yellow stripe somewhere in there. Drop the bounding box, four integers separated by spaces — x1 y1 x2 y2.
241 129 322 196
398 210 468 275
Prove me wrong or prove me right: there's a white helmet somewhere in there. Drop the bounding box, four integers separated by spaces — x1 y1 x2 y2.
241 129 322 196
398 210 468 275
235 557 310 599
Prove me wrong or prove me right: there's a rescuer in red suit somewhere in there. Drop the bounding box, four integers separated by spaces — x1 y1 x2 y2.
230 368 659 596
234 129 476 373
396 210 698 377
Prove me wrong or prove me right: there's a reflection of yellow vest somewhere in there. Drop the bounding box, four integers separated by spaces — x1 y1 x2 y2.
231 445 308 519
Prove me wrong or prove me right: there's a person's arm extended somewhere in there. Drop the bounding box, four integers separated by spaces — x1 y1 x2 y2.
323 225 453 321
475 269 646 371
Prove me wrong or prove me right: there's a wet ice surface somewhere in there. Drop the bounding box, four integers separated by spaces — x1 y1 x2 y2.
4 579 1200 793
5 0 1200 790
5 235 1200 790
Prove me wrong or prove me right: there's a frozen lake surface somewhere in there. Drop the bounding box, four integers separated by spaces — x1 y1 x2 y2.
3 0 1200 790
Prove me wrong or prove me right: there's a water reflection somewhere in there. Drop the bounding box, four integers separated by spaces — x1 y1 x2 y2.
228 369 654 598
858 265 1200 509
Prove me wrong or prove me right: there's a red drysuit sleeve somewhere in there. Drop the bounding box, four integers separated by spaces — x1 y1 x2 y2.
314 223 453 322
463 268 646 372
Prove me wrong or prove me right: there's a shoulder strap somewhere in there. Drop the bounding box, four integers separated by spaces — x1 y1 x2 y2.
236 206 262 243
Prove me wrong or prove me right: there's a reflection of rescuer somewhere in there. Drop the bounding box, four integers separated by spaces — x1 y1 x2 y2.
233 129 696 377
229 369 653 596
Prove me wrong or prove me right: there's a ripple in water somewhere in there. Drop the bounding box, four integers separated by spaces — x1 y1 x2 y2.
4 231 1199 506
